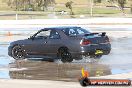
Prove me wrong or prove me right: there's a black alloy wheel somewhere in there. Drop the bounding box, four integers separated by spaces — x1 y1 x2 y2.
58 48 73 63
12 45 25 60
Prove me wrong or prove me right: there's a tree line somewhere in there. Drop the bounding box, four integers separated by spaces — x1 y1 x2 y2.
5 0 55 11
3 0 132 13
95 0 132 13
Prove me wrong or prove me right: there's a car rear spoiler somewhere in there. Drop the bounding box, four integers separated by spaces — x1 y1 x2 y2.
84 32 106 36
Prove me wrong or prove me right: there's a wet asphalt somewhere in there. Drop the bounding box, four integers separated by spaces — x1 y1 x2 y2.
0 29 132 82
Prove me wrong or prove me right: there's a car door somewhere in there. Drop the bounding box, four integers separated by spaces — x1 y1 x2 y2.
45 30 62 57
26 30 51 56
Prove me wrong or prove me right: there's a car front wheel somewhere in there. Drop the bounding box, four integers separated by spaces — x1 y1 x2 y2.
12 45 25 60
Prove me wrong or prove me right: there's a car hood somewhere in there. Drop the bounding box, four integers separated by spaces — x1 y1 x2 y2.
10 39 28 46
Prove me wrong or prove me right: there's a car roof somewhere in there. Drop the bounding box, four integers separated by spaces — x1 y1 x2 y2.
41 26 81 31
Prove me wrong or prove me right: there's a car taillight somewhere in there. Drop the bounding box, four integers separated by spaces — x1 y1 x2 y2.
80 39 91 45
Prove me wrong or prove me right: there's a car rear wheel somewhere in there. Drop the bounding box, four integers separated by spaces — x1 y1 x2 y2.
90 55 102 59
12 45 25 60
58 48 73 63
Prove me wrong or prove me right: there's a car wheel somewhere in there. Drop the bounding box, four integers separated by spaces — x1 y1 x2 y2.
93 55 102 59
12 45 25 60
90 55 102 59
58 48 73 63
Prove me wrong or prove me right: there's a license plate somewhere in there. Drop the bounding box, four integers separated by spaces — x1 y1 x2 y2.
95 50 103 55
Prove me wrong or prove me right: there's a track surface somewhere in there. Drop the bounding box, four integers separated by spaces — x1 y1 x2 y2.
0 29 132 81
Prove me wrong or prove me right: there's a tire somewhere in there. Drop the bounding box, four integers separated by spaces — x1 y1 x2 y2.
90 55 102 59
58 48 73 63
94 55 102 59
12 45 25 60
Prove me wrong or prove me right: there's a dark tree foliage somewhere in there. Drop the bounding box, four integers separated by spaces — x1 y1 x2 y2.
6 0 55 11
65 1 74 15
118 0 126 9
94 0 101 3
107 0 126 10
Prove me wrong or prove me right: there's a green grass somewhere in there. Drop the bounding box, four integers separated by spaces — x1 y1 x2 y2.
55 6 121 15
56 0 89 4
92 8 121 14
0 6 130 20
0 0 132 19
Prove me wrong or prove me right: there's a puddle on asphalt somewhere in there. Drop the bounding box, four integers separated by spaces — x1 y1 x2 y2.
0 58 130 82
0 70 10 79
8 60 112 81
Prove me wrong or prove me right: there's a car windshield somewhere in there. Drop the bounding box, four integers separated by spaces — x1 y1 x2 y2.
62 27 90 36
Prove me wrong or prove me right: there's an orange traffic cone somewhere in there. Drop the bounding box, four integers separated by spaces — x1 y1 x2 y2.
6 31 13 36
81 68 89 78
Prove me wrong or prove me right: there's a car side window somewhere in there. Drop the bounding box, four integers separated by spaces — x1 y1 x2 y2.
49 30 60 39
35 30 51 39
69 29 77 36
77 29 85 34
62 27 90 36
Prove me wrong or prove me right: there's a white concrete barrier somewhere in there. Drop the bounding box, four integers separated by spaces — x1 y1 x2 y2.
0 18 132 29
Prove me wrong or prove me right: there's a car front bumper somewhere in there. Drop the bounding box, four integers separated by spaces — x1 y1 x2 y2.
8 45 13 57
